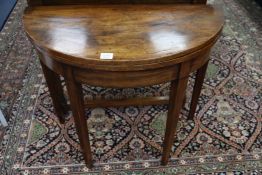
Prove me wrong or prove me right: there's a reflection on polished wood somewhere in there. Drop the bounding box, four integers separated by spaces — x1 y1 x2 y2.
24 5 223 71
23 3 223 168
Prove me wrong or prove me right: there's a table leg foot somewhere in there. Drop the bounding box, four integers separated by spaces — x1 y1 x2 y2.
161 77 189 165
188 62 209 120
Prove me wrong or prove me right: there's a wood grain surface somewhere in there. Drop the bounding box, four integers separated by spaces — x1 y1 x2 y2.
27 0 207 6
23 4 223 71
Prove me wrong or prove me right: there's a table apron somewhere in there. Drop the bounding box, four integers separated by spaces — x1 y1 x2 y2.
37 49 210 88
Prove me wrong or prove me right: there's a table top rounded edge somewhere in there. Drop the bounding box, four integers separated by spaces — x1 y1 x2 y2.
23 4 224 71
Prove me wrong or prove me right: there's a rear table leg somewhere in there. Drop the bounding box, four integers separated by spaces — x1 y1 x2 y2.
40 61 68 124
188 62 209 120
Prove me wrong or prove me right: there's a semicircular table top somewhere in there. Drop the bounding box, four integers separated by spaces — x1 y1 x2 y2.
23 4 224 71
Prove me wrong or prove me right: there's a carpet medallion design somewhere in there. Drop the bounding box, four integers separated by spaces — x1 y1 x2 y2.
0 0 261 174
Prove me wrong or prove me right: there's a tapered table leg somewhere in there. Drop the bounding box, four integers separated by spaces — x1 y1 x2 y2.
161 77 189 165
64 66 93 168
40 61 68 124
188 62 209 120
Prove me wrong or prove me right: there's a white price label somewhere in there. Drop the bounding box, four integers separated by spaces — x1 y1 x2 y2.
100 53 114 60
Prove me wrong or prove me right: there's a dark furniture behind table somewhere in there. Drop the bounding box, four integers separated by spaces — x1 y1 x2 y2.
256 0 262 6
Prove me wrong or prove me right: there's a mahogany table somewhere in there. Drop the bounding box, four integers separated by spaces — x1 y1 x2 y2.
23 4 223 167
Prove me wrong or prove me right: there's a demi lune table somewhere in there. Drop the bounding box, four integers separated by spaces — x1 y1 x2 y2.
23 4 223 167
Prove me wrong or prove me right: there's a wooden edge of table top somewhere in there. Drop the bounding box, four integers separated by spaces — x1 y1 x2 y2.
23 4 224 71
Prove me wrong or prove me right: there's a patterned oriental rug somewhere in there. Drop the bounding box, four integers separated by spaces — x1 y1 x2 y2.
0 0 261 174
